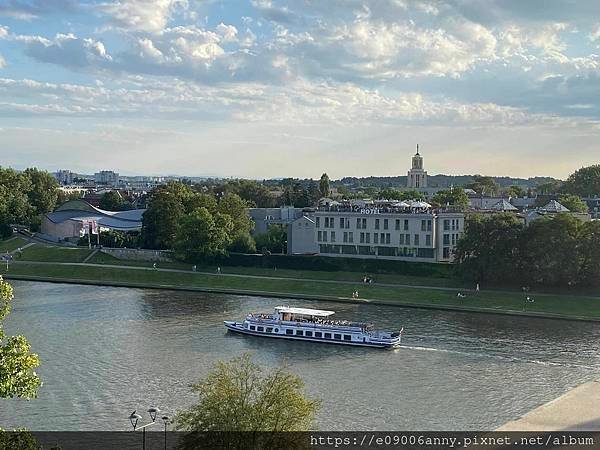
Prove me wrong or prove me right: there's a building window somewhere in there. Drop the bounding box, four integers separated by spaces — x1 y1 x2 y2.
375 218 380 230
443 234 450 245
395 219 400 230
340 217 344 228
443 247 450 259
296 330 303 336
317 231 322 241
331 231 336 242
286 329 293 335
421 220 426 231
365 233 370 244
343 232 348 243
315 332 322 338
334 333 342 340
360 232 365 243
386 233 391 244
444 219 450 231
426 234 431 246
399 234 405 245
356 218 361 229
343 335 352 341
405 234 411 245
349 232 354 243
427 220 432 231
404 219 409 230
316 217 320 228
323 231 327 242
384 219 389 230
374 233 379 244
324 217 329 228
324 332 332 339
414 234 420 246
362 218 367 229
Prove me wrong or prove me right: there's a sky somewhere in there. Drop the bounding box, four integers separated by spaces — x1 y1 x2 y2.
0 0 599 179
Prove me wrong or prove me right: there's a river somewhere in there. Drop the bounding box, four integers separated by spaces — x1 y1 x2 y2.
1 281 599 431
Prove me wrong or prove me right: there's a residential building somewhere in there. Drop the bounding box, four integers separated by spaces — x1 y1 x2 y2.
54 169 74 185
288 215 318 254
249 206 308 235
312 200 464 262
94 170 120 186
525 200 591 225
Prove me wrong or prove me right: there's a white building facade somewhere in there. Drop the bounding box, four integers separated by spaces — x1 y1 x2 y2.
313 204 464 262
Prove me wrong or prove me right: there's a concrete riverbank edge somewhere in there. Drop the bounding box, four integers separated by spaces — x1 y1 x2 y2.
497 379 600 431
5 273 600 323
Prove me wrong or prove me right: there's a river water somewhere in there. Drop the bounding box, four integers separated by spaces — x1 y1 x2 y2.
1 281 599 431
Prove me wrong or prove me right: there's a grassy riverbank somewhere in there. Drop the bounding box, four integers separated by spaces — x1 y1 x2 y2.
3 259 600 321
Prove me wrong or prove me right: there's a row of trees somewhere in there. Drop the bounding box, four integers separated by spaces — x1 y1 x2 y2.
455 213 600 287
0 168 61 236
141 182 256 260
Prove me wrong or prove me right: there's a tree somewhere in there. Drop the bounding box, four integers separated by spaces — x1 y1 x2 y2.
176 353 320 448
0 276 41 399
0 168 34 226
535 180 563 195
228 232 257 254
504 185 526 198
431 189 469 209
184 193 217 214
307 180 321 206
558 194 589 213
174 208 233 260
377 188 404 200
398 189 425 201
23 168 59 216
224 180 277 208
563 165 600 197
465 175 500 196
99 191 128 211
319 173 330 198
254 225 287 254
218 193 253 236
454 213 523 283
519 213 582 286
578 220 600 286
141 190 185 249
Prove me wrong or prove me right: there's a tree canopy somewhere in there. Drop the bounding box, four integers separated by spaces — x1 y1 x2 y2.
558 194 589 213
0 277 41 399
176 353 320 448
431 189 469 209
319 173 330 198
563 165 600 197
99 191 130 211
465 175 501 196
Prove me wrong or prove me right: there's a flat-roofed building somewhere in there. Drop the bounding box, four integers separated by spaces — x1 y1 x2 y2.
312 199 464 262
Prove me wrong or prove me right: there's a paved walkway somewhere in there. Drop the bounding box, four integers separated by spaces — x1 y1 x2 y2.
498 380 600 431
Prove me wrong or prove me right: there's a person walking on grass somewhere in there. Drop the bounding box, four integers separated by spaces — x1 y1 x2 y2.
217 266 221 274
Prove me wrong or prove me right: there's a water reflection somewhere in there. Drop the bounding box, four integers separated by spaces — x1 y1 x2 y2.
1 281 599 431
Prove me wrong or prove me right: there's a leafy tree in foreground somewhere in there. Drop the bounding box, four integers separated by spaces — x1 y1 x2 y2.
99 191 130 211
558 194 589 213
0 276 41 399
176 353 320 448
254 224 287 254
23 168 59 215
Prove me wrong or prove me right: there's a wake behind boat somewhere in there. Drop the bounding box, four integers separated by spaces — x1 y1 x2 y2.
224 306 403 348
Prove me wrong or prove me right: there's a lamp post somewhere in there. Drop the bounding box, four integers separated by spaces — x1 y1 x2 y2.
129 406 167 450
161 415 171 450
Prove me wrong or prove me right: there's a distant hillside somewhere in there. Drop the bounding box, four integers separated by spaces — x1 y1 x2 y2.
334 175 561 189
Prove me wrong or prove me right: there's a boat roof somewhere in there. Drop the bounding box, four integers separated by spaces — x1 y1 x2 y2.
274 306 335 317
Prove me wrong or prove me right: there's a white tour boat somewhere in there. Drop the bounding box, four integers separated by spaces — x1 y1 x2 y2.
224 306 403 348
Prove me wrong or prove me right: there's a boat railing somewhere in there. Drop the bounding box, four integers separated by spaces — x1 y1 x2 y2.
246 316 371 330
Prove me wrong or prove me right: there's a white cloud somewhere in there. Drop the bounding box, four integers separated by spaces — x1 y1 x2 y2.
99 0 188 33
0 26 8 39
0 54 5 68
216 23 238 42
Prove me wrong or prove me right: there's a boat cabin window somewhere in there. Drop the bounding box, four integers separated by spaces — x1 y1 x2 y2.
324 332 332 339
244 323 249 329
266 327 273 333
305 331 313 337
315 332 322 338
285 329 293 335
250 325 256 331
296 330 303 336
343 335 351 341
334 333 342 340
274 328 279 332
257 326 264 332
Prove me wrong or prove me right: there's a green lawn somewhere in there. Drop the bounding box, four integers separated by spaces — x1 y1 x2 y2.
18 244 94 263
4 262 600 320
0 237 28 254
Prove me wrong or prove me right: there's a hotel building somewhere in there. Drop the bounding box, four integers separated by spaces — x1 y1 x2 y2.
313 200 464 262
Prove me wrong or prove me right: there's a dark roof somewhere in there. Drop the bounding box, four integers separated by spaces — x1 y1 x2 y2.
47 200 145 231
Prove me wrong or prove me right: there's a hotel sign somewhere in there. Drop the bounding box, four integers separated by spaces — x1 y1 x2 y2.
359 208 380 214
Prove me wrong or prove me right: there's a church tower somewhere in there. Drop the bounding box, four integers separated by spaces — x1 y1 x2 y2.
407 144 428 189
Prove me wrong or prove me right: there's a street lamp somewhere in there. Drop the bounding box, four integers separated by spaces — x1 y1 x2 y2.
161 415 171 450
128 406 167 450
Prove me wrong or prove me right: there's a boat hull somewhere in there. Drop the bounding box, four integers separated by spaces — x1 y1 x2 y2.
224 321 399 349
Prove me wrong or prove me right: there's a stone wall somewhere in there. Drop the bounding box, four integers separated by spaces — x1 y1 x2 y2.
100 248 174 262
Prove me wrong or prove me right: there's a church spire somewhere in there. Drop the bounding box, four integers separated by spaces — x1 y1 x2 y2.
416 143 419 155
